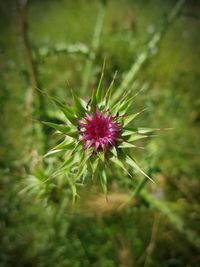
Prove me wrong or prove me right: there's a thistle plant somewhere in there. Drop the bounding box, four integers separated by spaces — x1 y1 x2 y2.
41 67 156 202
27 0 187 203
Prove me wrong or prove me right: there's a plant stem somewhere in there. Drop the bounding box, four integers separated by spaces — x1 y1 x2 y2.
17 0 48 159
17 0 45 118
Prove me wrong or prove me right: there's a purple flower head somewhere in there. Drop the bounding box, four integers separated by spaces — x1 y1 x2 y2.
78 109 121 152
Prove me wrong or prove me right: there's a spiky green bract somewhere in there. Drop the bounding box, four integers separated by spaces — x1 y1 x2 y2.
42 74 157 200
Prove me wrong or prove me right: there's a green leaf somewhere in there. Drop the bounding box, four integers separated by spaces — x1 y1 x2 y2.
90 88 97 110
66 177 78 204
50 138 75 151
110 90 130 115
97 151 105 162
76 163 87 182
52 98 77 125
122 129 137 136
127 134 148 142
136 127 159 134
43 122 77 138
44 139 75 157
110 99 123 115
89 157 100 175
118 142 139 148
71 141 82 155
43 149 63 157
118 87 147 114
122 127 158 136
71 90 86 117
75 148 93 181
32 169 47 182
123 108 147 127
43 121 70 133
105 71 118 107
110 146 118 157
110 156 132 178
118 94 135 114
96 60 105 105
100 169 107 194
35 88 76 124
125 154 154 182
51 155 75 178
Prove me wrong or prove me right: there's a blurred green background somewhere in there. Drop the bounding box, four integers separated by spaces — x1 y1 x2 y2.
0 0 200 266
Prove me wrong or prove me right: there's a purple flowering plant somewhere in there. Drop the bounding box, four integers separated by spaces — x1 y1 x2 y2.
43 68 155 200
35 0 188 203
